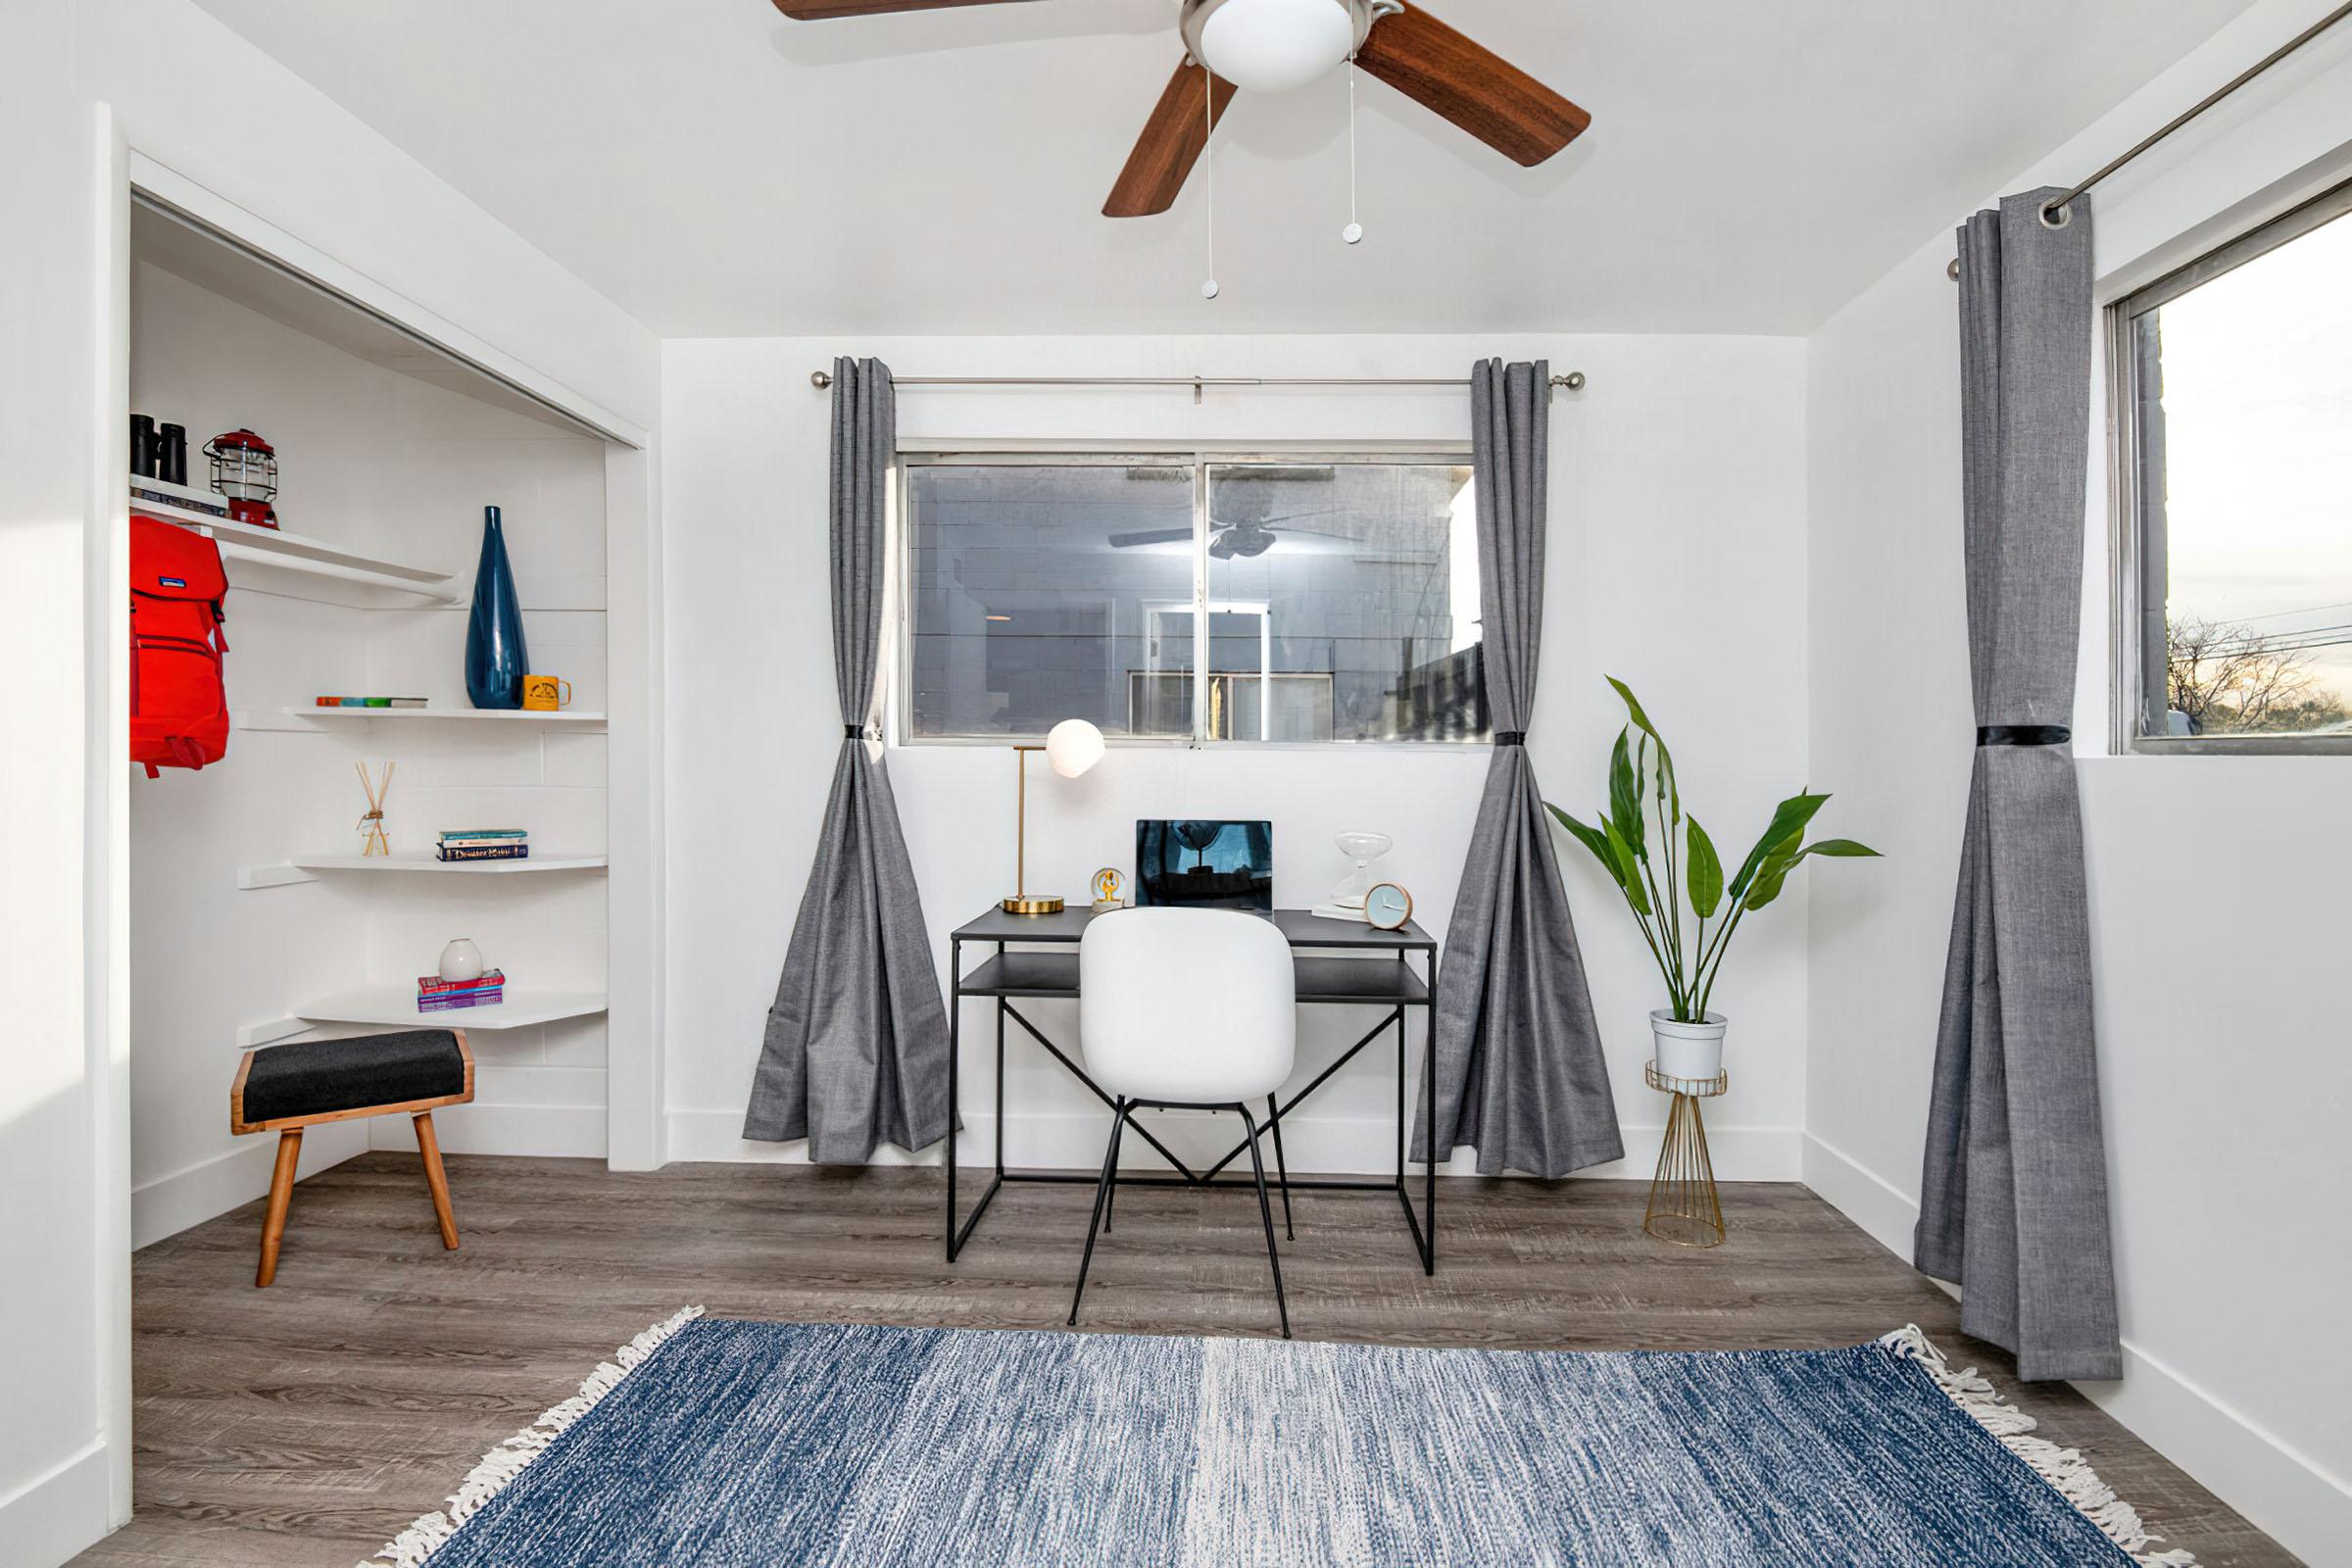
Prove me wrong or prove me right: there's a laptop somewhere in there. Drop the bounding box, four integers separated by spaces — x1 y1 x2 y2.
1133 819 1273 912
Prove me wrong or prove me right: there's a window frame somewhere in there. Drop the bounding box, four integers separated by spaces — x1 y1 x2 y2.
2107 174 2352 757
893 442 1481 750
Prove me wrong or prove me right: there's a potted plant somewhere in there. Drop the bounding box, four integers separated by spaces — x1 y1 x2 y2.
1551 679 1879 1083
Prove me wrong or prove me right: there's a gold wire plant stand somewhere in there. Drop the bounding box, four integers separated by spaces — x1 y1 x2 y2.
1643 1061 1729 1249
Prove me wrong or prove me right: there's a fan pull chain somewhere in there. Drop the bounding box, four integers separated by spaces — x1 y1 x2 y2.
1200 62 1220 300
1343 57 1364 245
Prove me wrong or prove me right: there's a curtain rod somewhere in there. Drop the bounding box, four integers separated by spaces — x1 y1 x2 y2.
1947 0 2352 279
2053 0 2350 227
808 369 1587 397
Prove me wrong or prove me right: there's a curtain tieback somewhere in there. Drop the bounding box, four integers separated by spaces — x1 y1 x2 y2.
844 724 866 740
1976 724 2071 747
1493 731 1527 747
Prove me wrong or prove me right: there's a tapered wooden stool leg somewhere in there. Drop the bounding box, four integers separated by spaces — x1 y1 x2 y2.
256 1129 303 1288
415 1111 460 1250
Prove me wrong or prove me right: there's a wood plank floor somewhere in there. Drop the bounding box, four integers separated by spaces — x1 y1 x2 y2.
77 1153 2297 1566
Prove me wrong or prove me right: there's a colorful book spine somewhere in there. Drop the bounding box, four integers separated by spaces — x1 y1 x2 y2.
438 829 527 841
418 970 505 995
418 990 504 1012
438 844 529 861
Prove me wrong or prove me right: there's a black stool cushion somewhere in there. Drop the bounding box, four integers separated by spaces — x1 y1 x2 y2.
241 1029 466 1125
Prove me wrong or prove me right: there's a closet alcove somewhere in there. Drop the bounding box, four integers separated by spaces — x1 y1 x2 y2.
128 200 613 1248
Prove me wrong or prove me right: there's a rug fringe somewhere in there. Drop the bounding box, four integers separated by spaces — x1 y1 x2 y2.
362 1306 705 1568
1881 1325 2196 1568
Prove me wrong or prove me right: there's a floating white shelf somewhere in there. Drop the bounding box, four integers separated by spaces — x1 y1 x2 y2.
295 852 607 874
141 500 457 605
292 987 608 1031
272 705 608 724
237 852 608 888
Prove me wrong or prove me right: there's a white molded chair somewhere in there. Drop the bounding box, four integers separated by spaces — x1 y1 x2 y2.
1069 906 1298 1337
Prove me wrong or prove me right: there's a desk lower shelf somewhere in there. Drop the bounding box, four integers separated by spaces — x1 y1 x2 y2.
956 952 1428 1005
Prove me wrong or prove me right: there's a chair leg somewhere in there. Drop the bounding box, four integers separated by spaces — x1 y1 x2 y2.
1068 1097 1125 1327
1237 1104 1292 1339
256 1129 303 1288
1265 1094 1294 1241
415 1112 460 1251
1102 1108 1120 1235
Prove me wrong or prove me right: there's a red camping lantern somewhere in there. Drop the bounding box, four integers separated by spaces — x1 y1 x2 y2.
204 428 279 529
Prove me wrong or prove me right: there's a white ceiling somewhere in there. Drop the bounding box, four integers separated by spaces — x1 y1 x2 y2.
189 0 2256 338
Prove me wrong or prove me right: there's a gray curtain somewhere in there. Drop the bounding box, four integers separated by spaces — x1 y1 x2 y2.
744 358 952 1163
1413 360 1623 1178
1915 192 2121 1382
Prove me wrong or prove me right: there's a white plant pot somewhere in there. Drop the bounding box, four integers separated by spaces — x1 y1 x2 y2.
1651 1009 1727 1083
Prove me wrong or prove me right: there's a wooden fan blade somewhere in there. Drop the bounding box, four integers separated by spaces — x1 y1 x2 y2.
1104 59 1239 219
1356 3 1590 167
771 0 1036 20
1108 527 1197 549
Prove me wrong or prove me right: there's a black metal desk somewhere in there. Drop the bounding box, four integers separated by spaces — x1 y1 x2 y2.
947 906 1439 1273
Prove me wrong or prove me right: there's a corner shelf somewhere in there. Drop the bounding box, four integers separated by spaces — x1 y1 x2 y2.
266 705 608 726
292 987 608 1032
142 503 457 606
238 853 608 888
298 852 606 874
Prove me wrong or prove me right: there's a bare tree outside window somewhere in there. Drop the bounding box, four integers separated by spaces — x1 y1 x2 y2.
2165 613 2352 735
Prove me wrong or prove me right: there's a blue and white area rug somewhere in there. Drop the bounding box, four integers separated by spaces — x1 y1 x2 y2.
372 1311 2192 1567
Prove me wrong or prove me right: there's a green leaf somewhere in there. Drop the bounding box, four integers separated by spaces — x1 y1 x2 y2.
1602 814 1652 915
1546 804 1625 888
1608 729 1645 859
1786 838 1882 864
1687 817 1724 918
1743 861 1793 911
1728 792 1831 899
1608 676 1679 821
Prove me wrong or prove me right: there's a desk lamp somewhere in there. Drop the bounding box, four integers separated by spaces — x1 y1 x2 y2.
1003 718 1105 914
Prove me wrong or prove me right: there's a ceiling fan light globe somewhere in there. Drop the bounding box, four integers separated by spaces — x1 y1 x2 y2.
1188 0 1357 94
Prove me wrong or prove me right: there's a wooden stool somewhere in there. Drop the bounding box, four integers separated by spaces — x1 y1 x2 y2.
229 1028 474 1287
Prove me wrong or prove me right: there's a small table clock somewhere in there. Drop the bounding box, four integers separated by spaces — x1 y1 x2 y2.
1363 882 1413 931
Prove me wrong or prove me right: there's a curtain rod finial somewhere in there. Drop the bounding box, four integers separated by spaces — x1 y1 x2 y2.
810 369 834 390
1552 371 1587 392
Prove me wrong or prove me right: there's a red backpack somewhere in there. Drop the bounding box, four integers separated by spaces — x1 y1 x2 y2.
130 513 231 778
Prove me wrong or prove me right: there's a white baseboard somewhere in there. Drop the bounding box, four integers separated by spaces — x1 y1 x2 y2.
1799 1131 2351 1565
130 1122 369 1250
2085 1341 2351 1566
131 1102 604 1251
664 1106 1801 1182
0 1440 114 1568
1800 1131 1924 1261
368 1101 607 1159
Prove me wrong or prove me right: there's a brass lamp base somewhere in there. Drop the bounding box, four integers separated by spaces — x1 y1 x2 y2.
1001 894 1065 915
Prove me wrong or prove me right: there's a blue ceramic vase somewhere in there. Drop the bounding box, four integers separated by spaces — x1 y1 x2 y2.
464 505 529 709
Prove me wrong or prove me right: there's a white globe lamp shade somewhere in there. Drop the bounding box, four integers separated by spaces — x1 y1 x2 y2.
1193 0 1356 94
1045 718 1106 779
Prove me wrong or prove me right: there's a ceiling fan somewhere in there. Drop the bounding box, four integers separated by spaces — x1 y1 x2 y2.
767 0 1591 218
1110 508 1353 559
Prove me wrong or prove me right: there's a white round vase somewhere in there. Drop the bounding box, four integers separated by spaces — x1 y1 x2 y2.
438 937 485 984
1650 1009 1728 1083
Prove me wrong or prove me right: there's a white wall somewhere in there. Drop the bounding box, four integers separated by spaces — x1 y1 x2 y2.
1804 2 2352 1560
661 332 1813 1181
126 260 612 1250
0 0 658 1559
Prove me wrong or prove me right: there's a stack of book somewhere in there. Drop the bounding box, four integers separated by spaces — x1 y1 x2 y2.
437 828 528 863
417 969 506 1012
